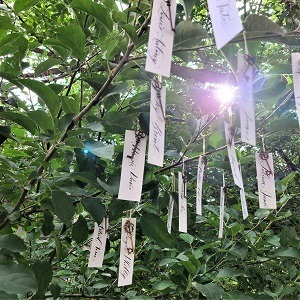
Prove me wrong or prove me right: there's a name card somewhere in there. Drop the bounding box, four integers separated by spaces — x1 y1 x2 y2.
255 153 277 209
291 53 300 128
118 130 147 202
167 194 174 234
178 171 187 233
196 155 206 215
224 122 244 189
118 218 136 287
148 79 166 166
239 188 248 220
207 0 243 49
145 0 176 77
218 185 225 239
88 219 108 268
238 53 256 146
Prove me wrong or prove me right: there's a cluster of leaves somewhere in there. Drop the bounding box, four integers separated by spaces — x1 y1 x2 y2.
0 0 299 299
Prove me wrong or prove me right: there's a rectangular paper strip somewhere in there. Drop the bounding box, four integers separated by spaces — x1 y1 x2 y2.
118 130 147 202
88 219 108 268
118 218 136 287
224 122 244 189
238 53 256 146
145 0 176 77
207 0 243 49
255 153 277 209
218 185 225 239
178 171 187 233
167 194 174 234
291 53 300 128
240 188 249 220
196 155 206 215
148 79 166 166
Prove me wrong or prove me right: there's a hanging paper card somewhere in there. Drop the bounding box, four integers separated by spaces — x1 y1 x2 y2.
218 185 225 239
167 194 174 234
118 130 147 202
148 79 166 166
207 0 243 49
240 188 248 220
145 0 176 77
196 155 206 215
291 53 300 128
255 153 277 209
88 219 108 268
178 171 187 233
118 218 136 287
238 53 256 146
224 122 244 189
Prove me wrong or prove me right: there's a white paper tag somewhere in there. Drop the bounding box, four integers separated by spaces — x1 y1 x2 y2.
145 0 176 77
118 130 147 202
196 155 206 215
118 218 136 287
224 122 244 189
240 188 248 220
148 79 166 166
88 219 108 268
255 153 277 209
218 185 225 238
207 0 243 49
178 171 187 233
291 53 300 128
167 194 174 234
238 53 256 146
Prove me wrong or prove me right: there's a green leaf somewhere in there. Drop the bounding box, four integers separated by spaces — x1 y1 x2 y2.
51 191 75 226
0 112 37 134
0 291 18 300
18 79 60 120
269 118 299 133
56 25 86 60
61 96 79 114
153 280 176 291
97 178 119 196
193 283 225 300
280 227 298 247
26 110 55 132
35 58 62 77
81 197 106 224
0 33 28 61
84 122 104 132
104 111 137 134
273 247 300 260
0 262 37 295
0 233 26 252
217 267 244 278
72 215 89 244
245 14 286 36
224 291 253 300
0 15 16 30
228 243 248 259
32 261 52 295
140 213 174 248
84 141 114 160
41 211 55 236
49 283 61 300
71 0 113 31
180 0 196 20
14 0 41 14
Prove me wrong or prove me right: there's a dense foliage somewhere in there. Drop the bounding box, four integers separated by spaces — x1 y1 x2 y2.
0 0 299 299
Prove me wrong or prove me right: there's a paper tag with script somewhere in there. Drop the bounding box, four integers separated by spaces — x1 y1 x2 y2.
118 130 147 202
178 171 187 233
145 0 176 77
167 194 174 234
88 219 108 268
218 184 225 239
240 188 249 220
148 79 166 166
238 52 256 146
207 0 243 49
291 53 300 128
255 153 277 209
118 218 136 287
196 155 206 215
224 122 244 189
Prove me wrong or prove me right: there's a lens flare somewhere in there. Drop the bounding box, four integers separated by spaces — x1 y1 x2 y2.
214 85 237 105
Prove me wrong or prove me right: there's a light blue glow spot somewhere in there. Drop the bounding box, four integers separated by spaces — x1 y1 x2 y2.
83 149 89 154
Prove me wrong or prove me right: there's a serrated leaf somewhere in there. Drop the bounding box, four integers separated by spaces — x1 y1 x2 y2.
51 191 75 226
14 0 41 14
140 213 174 248
0 234 26 252
84 141 114 160
0 112 37 134
71 0 113 31
72 215 89 244
0 262 37 295
81 197 106 224
56 25 86 60
18 79 60 120
26 110 54 132
35 58 61 77
32 261 52 295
